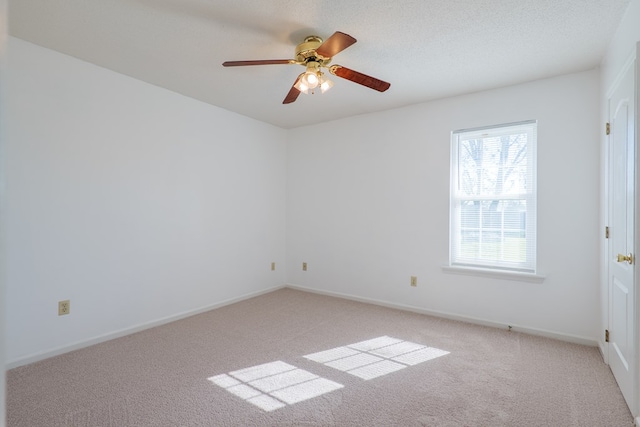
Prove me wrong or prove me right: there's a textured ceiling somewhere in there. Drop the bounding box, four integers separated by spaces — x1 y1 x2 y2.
8 0 631 129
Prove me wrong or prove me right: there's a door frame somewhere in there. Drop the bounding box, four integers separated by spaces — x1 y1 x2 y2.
635 41 640 425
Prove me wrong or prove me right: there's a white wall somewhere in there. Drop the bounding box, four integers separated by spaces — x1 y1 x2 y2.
601 0 640 90
4 38 287 365
287 69 601 341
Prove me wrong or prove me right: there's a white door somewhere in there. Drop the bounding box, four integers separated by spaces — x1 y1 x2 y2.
608 56 636 415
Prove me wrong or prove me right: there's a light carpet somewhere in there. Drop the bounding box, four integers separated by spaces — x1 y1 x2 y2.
6 288 633 426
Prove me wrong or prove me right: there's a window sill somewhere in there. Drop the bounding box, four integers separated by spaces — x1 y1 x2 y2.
442 265 546 283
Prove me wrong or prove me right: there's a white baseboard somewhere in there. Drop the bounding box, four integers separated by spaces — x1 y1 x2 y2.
7 283 599 370
6 285 285 370
285 283 598 347
597 340 608 363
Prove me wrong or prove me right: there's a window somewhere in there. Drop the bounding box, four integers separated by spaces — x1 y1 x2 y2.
449 121 537 273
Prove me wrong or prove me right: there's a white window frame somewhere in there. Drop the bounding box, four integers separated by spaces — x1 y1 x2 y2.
449 120 537 274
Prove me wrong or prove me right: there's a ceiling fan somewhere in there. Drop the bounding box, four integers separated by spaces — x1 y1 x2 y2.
222 31 391 104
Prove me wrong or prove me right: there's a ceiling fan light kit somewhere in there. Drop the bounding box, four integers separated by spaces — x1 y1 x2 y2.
222 31 390 104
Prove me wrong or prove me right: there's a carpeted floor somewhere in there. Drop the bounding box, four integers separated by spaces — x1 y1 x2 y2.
6 288 634 426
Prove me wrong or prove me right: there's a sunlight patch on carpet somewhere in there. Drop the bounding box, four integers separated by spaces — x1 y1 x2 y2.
208 361 343 412
305 336 449 380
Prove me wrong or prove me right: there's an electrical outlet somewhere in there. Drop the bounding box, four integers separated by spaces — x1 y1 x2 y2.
302 262 308 271
271 262 276 271
410 276 417 287
58 300 70 316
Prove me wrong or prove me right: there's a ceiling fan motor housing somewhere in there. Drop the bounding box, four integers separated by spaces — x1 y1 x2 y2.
295 36 331 65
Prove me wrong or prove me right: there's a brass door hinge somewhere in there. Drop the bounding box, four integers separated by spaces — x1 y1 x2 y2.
606 122 610 135
605 226 610 239
605 329 610 343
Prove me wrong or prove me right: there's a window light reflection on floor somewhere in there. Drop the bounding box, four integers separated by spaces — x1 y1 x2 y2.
304 336 449 380
208 336 448 412
208 361 343 412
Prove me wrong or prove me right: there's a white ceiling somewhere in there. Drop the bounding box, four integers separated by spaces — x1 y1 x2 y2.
8 0 631 129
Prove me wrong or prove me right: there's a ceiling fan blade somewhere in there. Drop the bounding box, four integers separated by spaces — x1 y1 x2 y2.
330 65 390 92
222 59 293 67
283 76 302 104
315 31 357 58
